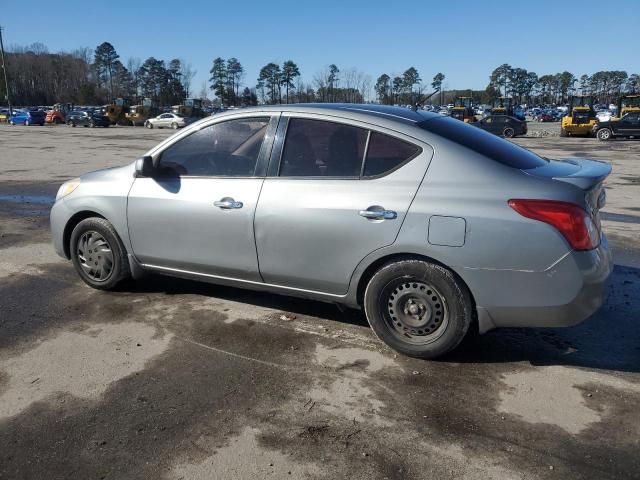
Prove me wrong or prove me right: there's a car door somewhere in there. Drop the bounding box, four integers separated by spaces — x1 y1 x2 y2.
254 115 433 295
619 113 640 135
157 114 171 127
127 115 277 280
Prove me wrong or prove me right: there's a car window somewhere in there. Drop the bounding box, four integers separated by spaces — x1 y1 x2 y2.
158 117 270 177
418 116 548 169
279 118 367 177
363 132 421 177
160 114 171 119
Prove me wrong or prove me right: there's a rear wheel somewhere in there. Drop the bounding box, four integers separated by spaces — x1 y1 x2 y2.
171 122 179 129
69 120 76 127
25 120 31 126
70 218 130 290
597 128 612 141
364 260 473 359
54 117 62 124
503 127 515 138
560 127 568 137
89 121 95 128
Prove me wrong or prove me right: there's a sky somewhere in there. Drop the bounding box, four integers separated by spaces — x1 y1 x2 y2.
2 0 639 97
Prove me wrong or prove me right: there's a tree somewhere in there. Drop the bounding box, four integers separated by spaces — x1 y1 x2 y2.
431 73 445 104
391 76 403 104
281 60 300 104
489 64 512 97
94 42 120 100
226 58 243 106
241 87 258 106
180 60 196 98
402 67 421 104
328 64 339 102
375 74 391 104
209 57 227 104
257 63 281 104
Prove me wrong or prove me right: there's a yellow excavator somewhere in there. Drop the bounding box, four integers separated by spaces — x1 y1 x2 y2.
126 98 158 126
450 97 476 122
104 98 131 125
561 95 596 137
617 94 640 117
171 98 204 118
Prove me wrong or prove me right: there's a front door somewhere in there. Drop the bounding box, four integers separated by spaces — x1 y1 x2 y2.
128 115 275 280
618 112 640 136
254 115 433 295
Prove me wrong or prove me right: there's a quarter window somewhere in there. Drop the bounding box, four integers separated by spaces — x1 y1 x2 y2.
279 118 368 177
363 132 421 177
158 117 270 177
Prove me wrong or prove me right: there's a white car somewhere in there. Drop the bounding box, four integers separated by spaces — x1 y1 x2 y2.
596 110 613 122
145 113 189 129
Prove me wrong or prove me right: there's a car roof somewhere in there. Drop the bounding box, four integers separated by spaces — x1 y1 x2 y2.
213 103 440 126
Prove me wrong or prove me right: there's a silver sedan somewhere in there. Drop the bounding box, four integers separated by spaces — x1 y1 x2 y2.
144 113 188 129
50 104 612 358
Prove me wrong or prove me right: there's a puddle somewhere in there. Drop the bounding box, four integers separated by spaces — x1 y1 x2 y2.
0 322 173 419
0 194 54 205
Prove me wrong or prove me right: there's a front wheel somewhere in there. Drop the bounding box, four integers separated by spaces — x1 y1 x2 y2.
503 127 515 138
145 121 153 129
70 218 131 290
560 128 568 137
25 120 31 126
597 128 612 141
364 260 473 359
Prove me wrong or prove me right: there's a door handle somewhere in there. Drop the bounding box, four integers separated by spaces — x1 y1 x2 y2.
359 208 397 220
214 197 243 209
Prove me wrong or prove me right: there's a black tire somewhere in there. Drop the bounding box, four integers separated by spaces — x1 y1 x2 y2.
70 121 76 127
364 260 473 359
171 122 178 129
145 121 153 129
70 218 131 290
54 117 62 124
89 121 95 128
25 120 31 126
503 127 515 138
596 128 612 141
560 128 568 137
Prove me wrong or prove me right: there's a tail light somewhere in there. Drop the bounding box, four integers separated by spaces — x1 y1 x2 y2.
508 199 599 251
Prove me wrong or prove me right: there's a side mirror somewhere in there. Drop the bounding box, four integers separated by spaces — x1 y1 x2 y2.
135 156 155 177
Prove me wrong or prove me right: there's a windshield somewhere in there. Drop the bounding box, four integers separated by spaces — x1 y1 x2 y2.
621 97 640 108
572 97 593 108
418 115 548 169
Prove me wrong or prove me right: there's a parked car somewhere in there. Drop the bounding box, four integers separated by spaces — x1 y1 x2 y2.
67 110 111 128
9 109 45 126
536 112 556 122
50 104 612 359
596 110 613 122
594 112 640 140
145 113 189 129
473 114 527 137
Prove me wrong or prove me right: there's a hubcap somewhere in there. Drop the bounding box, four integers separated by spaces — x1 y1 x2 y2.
384 281 448 345
77 231 114 281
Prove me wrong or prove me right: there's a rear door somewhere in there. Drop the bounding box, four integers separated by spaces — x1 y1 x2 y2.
254 115 433 294
618 112 640 135
127 115 277 280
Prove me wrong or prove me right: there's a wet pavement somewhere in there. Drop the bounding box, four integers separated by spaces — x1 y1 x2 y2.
1 126 640 479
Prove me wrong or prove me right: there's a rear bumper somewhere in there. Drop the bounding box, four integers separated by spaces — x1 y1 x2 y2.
461 234 613 332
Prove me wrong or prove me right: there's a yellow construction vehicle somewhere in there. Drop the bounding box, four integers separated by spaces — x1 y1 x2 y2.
171 98 204 118
491 97 514 116
450 97 476 122
617 94 640 117
126 98 158 126
104 98 131 125
561 95 596 137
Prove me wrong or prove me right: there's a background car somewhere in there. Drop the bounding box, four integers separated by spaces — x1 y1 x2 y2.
9 109 45 126
66 110 111 128
473 114 527 137
144 113 189 129
594 112 640 140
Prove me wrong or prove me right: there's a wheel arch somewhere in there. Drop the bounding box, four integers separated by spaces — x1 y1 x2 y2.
62 211 107 258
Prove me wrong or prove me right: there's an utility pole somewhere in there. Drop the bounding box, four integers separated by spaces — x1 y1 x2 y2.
0 26 12 116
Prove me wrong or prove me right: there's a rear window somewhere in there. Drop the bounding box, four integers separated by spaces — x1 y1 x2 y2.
418 116 547 169
363 132 421 177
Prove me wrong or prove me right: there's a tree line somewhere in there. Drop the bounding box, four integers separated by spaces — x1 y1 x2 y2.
2 42 639 108
1 42 195 106
486 64 639 105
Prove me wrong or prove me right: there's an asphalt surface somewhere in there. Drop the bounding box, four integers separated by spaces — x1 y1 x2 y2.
1 122 639 480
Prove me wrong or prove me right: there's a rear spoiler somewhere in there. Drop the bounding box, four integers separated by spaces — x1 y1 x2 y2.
524 158 612 190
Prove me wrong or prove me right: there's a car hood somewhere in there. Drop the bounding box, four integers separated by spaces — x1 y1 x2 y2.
79 163 135 183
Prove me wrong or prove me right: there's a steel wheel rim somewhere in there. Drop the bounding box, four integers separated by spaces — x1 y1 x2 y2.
599 129 610 139
76 230 114 282
381 279 449 345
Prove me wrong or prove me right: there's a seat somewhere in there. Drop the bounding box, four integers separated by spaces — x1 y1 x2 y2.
280 132 317 176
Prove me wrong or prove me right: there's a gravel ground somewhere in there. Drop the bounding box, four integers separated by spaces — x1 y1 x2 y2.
1 122 639 480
